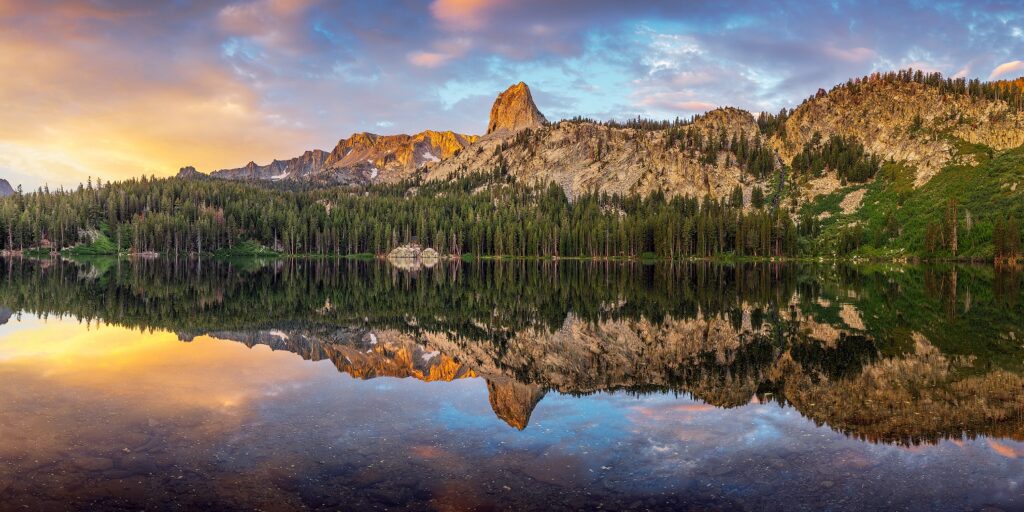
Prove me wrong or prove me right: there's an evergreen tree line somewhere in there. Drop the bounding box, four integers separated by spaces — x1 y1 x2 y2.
0 170 799 258
661 125 777 179
994 217 1023 260
791 133 882 184
811 67 1024 113
0 257 806 339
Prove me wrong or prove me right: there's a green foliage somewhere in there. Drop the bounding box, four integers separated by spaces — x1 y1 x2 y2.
800 146 1024 258
1 258 1021 390
0 169 798 259
213 239 280 258
62 231 117 256
791 133 881 184
812 67 1024 113
756 109 790 139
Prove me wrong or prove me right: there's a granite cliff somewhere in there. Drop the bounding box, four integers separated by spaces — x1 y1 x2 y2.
179 130 476 185
486 82 548 135
179 71 1024 206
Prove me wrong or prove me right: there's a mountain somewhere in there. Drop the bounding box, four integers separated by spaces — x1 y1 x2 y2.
426 105 763 200
0 179 15 197
774 76 1024 186
176 70 1024 233
486 82 548 135
179 130 477 185
179 308 1024 440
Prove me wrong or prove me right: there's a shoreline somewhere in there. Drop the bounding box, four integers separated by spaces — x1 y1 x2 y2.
3 250 1019 266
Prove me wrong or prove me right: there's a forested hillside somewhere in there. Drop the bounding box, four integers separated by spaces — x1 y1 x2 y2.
0 170 797 259
3 69 1024 262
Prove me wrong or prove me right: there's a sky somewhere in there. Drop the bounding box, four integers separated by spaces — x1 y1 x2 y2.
1 0 1023 190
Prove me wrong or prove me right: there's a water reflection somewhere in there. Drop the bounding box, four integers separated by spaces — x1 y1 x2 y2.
0 258 1022 510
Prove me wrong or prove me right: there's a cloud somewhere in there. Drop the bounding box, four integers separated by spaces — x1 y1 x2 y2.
634 93 717 113
407 37 473 67
824 45 876 63
990 60 1024 79
3 0 1024 189
430 0 503 31
408 51 454 67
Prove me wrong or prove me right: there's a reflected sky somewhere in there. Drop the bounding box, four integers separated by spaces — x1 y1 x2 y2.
1 314 1022 511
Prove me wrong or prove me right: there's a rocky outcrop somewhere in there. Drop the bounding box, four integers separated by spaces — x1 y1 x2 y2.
485 377 547 430
191 328 476 382
776 333 1024 445
180 307 1024 441
175 166 203 179
775 77 1024 186
387 244 440 270
181 130 477 186
0 179 15 197
176 72 1024 200
486 82 548 135
427 107 764 200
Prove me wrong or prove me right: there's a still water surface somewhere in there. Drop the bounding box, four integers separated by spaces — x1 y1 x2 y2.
0 259 1021 511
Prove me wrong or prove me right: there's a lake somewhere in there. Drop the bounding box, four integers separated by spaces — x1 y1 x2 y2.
0 258 1021 511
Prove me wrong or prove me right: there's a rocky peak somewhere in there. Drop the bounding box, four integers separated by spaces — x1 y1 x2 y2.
485 376 547 430
0 178 15 197
176 166 204 179
486 82 548 135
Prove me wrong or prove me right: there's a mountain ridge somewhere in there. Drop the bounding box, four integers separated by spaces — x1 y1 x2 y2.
178 69 1024 209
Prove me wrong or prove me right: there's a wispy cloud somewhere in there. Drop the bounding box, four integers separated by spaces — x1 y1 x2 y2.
1 0 1023 189
990 60 1024 79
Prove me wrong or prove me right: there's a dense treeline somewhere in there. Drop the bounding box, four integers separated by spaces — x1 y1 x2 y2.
0 170 798 258
0 258 804 337
811 67 1024 112
2 258 1020 376
756 109 791 139
791 133 882 184
994 217 1023 261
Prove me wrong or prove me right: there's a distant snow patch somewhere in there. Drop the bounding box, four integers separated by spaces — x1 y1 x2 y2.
270 171 289 180
268 329 289 341
421 151 440 163
421 351 440 363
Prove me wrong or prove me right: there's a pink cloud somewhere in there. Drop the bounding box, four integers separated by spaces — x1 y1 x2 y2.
988 439 1024 458
952 64 971 78
635 92 717 113
408 51 452 68
218 0 317 52
990 60 1024 80
407 38 472 68
430 0 504 31
823 45 875 63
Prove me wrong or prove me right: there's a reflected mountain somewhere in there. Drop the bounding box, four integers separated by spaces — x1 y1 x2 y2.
1 257 1022 442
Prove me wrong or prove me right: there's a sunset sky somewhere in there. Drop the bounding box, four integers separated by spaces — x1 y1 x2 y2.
2 0 1023 189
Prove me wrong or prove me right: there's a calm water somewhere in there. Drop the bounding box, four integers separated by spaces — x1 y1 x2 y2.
0 258 1022 511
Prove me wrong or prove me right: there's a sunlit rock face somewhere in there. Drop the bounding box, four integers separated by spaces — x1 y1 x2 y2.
776 333 1024 445
181 130 476 185
774 78 1024 186
176 78 1024 202
8 257 1022 441
486 82 548 135
181 309 1024 441
427 106 763 201
484 377 547 430
185 328 475 383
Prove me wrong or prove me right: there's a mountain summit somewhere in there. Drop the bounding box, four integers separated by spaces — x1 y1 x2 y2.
486 82 547 135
